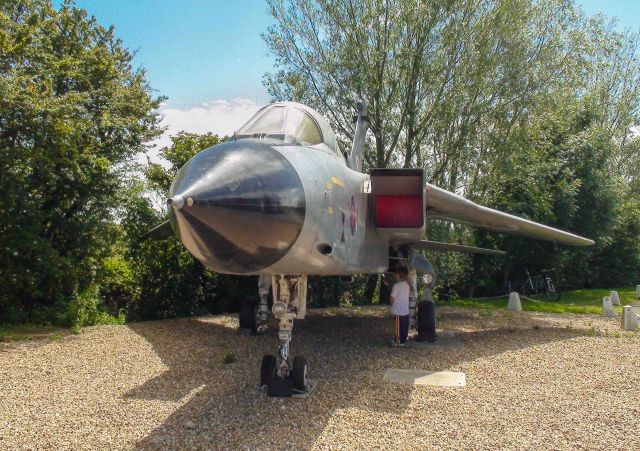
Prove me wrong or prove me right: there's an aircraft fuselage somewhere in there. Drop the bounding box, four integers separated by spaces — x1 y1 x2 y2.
168 139 389 275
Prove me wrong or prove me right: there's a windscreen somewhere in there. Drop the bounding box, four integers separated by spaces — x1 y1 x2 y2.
237 105 322 146
238 106 286 134
285 108 322 145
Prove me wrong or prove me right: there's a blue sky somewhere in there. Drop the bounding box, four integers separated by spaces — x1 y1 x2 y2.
65 0 275 108
57 0 640 142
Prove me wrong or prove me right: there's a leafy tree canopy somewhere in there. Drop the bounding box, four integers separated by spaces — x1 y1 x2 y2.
0 0 162 322
265 0 640 293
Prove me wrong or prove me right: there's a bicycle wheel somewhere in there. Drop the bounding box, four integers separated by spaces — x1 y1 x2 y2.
545 280 561 301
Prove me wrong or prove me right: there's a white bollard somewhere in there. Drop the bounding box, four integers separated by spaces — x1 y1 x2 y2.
610 290 621 306
636 285 640 300
507 292 522 312
621 306 639 331
602 296 617 318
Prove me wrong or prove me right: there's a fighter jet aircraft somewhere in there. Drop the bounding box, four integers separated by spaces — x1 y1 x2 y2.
146 101 593 396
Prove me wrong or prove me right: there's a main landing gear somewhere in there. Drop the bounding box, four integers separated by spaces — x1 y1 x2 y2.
393 247 439 344
246 275 312 397
411 252 438 343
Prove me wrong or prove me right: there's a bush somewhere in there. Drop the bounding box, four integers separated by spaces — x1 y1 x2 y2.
96 256 138 315
65 285 126 332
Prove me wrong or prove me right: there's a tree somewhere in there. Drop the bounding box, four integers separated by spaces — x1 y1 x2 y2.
145 132 223 196
264 0 640 294
0 0 162 323
265 1 583 179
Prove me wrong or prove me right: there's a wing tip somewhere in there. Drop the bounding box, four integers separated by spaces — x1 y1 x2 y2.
565 235 595 246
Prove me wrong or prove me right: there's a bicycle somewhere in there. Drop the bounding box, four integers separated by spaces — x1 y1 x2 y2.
511 268 561 301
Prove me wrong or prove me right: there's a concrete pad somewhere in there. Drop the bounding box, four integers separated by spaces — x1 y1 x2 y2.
383 369 465 387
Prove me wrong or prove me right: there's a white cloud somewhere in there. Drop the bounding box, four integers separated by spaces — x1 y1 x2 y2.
143 97 261 165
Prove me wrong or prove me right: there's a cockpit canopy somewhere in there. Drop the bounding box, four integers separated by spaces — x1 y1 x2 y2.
236 102 340 156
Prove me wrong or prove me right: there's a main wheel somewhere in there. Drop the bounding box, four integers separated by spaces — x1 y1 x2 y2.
292 356 307 391
239 296 259 333
417 300 437 343
260 355 277 387
545 280 561 301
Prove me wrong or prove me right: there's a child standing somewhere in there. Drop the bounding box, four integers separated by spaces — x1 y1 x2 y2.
389 267 410 346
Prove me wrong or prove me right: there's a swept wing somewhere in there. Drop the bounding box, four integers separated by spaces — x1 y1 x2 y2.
425 184 594 246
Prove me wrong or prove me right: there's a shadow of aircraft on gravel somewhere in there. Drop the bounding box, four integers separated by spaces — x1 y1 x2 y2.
126 307 593 449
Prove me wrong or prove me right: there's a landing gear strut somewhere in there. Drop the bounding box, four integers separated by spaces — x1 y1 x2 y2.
261 275 311 397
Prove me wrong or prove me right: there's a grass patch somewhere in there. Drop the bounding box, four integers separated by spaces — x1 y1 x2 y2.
437 286 637 315
222 352 236 364
0 323 68 342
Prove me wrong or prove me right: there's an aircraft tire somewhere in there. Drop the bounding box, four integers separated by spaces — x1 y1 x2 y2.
292 356 307 391
260 355 277 387
239 296 259 333
416 300 437 343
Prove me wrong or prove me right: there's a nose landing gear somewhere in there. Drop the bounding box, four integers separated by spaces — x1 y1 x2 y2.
260 275 315 397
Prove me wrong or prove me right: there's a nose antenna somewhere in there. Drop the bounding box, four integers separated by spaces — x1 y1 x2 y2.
168 194 185 210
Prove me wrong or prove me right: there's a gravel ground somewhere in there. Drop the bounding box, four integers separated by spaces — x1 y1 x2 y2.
1 306 639 450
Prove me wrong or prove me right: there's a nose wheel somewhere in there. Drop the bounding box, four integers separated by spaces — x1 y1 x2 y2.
260 353 309 396
258 275 315 397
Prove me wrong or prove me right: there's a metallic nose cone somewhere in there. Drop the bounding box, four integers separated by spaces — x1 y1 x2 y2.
167 194 185 210
168 140 306 273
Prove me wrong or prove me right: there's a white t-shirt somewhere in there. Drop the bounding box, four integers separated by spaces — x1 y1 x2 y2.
390 281 410 316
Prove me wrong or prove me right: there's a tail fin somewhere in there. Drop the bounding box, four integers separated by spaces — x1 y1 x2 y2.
347 101 370 171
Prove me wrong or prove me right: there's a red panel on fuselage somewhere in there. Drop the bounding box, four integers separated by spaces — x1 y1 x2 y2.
375 195 423 228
